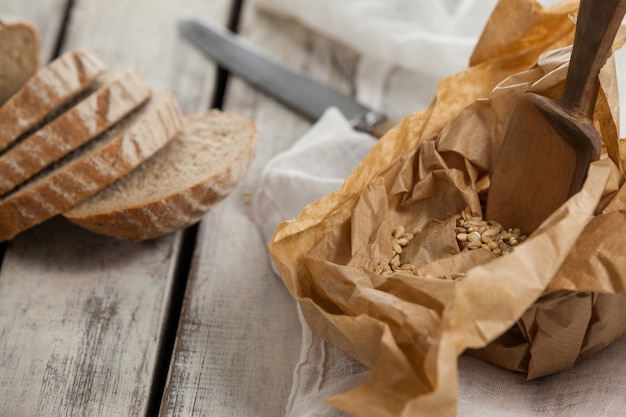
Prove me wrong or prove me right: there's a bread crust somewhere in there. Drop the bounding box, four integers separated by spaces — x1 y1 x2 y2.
0 48 107 152
0 16 40 106
0 66 151 196
0 92 184 242
0 28 256 242
64 111 257 241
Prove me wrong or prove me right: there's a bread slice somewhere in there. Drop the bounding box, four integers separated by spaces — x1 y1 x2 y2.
64 110 257 241
0 91 184 242
0 48 107 152
0 16 40 105
0 65 151 196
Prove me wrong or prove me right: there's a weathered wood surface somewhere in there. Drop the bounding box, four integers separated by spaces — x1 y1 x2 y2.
0 0 232 415
159 1 425 416
158 6 318 416
0 0 427 415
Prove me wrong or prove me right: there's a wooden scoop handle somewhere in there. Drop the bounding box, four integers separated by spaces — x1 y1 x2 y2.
561 0 626 117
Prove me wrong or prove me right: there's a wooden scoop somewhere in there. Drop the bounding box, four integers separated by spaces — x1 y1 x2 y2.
486 0 626 236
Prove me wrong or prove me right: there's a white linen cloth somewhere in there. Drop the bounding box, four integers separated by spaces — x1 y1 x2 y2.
252 107 376 251
252 0 626 416
255 0 501 113
253 107 373 417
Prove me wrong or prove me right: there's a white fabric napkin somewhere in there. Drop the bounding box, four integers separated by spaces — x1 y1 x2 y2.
251 1 626 416
253 107 376 250
255 0 502 114
255 0 499 78
253 107 373 417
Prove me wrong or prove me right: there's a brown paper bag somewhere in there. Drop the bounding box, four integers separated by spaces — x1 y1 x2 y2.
269 1 626 416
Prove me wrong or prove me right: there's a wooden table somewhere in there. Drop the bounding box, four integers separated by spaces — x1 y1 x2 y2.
0 0 423 415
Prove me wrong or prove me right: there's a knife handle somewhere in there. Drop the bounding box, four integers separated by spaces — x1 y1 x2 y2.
352 110 396 139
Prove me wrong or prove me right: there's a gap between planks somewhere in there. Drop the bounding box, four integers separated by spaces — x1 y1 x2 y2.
51 0 75 59
211 0 245 110
147 0 246 415
0 0 244 414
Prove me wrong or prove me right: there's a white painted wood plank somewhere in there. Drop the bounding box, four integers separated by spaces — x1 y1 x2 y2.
160 0 434 414
0 219 181 417
0 0 232 415
62 0 230 114
160 4 366 416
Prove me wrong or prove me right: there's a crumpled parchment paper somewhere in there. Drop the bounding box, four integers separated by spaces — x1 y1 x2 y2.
269 1 626 415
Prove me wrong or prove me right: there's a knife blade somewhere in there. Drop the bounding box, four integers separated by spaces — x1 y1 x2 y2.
178 19 395 138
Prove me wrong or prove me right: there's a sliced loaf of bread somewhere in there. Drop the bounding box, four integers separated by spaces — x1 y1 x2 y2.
0 91 184 242
64 110 257 241
0 65 151 196
0 48 107 151
0 17 40 105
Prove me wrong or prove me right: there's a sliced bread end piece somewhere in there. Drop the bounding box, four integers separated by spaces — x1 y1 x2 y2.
0 48 107 151
0 91 184 242
0 16 40 106
64 110 257 241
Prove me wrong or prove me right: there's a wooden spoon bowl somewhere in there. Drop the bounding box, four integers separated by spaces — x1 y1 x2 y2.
486 0 626 235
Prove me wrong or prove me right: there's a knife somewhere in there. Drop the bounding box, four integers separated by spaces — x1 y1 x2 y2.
178 19 395 138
